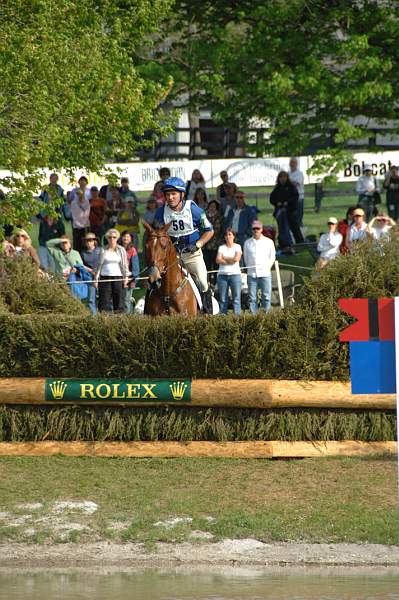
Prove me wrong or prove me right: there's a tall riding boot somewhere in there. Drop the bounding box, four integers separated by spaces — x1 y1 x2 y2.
202 289 213 315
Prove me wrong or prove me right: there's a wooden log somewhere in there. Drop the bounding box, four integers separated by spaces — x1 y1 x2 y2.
0 441 395 458
0 378 395 409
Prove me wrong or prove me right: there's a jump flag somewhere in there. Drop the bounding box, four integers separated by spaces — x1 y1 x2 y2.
339 298 395 394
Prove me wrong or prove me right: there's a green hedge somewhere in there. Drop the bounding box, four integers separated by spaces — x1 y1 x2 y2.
0 406 396 442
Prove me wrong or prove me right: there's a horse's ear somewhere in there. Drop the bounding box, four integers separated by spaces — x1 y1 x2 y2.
162 222 172 234
142 219 154 234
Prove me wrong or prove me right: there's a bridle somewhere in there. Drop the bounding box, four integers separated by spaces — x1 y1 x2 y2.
146 233 189 313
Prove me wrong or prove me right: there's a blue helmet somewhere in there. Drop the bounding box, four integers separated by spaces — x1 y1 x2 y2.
162 177 186 194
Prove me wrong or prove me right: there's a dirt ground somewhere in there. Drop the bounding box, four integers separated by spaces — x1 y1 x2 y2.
1 540 399 569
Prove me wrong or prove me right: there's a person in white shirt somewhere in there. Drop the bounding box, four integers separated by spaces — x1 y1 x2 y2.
243 220 276 313
289 157 305 226
367 213 395 242
356 165 380 222
70 189 91 252
69 175 92 202
346 207 368 250
316 217 343 269
216 228 242 315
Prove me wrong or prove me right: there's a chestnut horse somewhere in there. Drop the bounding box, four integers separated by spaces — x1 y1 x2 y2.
143 222 198 316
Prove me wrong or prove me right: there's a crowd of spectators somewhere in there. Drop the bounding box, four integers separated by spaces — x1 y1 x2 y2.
1 161 398 315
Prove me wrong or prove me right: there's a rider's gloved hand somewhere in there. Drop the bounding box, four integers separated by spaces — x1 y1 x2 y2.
184 244 197 253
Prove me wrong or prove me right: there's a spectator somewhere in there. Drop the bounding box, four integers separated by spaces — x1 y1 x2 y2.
193 187 208 210
367 213 395 242
143 197 158 249
119 230 140 314
39 173 67 219
346 207 368 250
119 177 138 207
225 190 254 248
10 229 41 270
99 179 114 202
270 171 304 253
81 232 101 315
46 235 83 279
70 175 91 202
203 200 223 285
152 167 171 203
105 187 123 231
89 186 107 242
186 169 206 201
37 215 65 271
116 199 140 248
288 158 305 226
216 228 242 315
216 170 237 203
94 228 129 313
220 183 236 220
337 206 357 255
243 220 276 313
356 165 380 222
70 189 91 253
1 239 15 257
151 181 165 206
383 165 399 221
316 217 343 269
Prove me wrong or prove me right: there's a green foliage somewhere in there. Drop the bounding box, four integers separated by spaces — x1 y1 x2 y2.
160 1 399 173
0 0 173 230
0 256 89 316
0 406 395 442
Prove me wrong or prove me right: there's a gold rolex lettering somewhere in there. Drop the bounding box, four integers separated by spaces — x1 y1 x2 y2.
80 383 96 399
126 383 140 399
111 384 127 399
96 384 111 399
141 384 157 399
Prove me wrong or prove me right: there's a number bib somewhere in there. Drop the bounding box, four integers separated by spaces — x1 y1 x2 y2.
163 201 198 238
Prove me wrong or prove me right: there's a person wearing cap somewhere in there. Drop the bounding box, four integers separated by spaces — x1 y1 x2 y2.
46 235 84 279
356 165 380 222
345 208 368 250
81 233 101 315
383 165 399 221
367 213 395 242
316 217 343 269
153 176 214 313
243 220 276 313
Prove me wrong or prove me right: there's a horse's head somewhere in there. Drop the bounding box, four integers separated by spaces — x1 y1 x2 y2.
143 221 174 285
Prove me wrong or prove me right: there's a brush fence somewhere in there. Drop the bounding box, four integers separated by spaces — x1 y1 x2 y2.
0 378 396 457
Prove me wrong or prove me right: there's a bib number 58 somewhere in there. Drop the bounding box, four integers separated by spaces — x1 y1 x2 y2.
172 219 185 232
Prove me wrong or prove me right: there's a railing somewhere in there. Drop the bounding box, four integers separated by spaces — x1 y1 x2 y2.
136 126 399 161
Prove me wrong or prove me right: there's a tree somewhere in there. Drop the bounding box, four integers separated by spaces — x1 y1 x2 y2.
159 0 399 173
0 0 172 230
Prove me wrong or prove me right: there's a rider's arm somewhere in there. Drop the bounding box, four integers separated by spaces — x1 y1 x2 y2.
193 205 214 249
195 229 213 249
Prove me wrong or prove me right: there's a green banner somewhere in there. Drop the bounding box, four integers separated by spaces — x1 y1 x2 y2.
45 379 192 403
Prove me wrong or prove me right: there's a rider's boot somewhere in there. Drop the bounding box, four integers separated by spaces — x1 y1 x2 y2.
202 289 213 315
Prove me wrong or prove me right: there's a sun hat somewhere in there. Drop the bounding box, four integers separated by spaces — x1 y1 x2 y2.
84 232 98 241
363 164 373 172
327 217 338 224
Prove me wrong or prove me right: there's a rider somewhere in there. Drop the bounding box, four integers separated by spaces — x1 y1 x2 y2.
154 177 214 313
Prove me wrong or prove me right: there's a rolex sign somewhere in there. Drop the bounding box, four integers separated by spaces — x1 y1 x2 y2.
45 379 191 403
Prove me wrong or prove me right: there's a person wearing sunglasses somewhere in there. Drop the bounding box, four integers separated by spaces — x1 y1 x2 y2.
94 228 129 313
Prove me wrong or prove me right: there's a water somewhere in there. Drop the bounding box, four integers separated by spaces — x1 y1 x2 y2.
0 568 399 600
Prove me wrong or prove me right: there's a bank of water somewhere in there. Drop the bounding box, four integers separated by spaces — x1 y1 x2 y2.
0 568 398 600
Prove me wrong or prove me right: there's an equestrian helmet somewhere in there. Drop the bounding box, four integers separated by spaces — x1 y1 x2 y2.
162 177 186 194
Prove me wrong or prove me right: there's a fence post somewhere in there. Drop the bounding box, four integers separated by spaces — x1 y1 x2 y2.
274 260 284 309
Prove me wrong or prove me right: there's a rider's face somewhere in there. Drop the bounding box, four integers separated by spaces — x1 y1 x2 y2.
165 190 182 210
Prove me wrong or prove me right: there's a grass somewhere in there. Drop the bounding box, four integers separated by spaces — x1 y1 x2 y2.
0 456 397 545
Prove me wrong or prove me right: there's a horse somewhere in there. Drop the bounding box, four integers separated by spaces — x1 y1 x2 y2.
143 222 198 316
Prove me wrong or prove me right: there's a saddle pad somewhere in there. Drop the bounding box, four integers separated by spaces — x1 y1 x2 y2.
186 272 203 310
